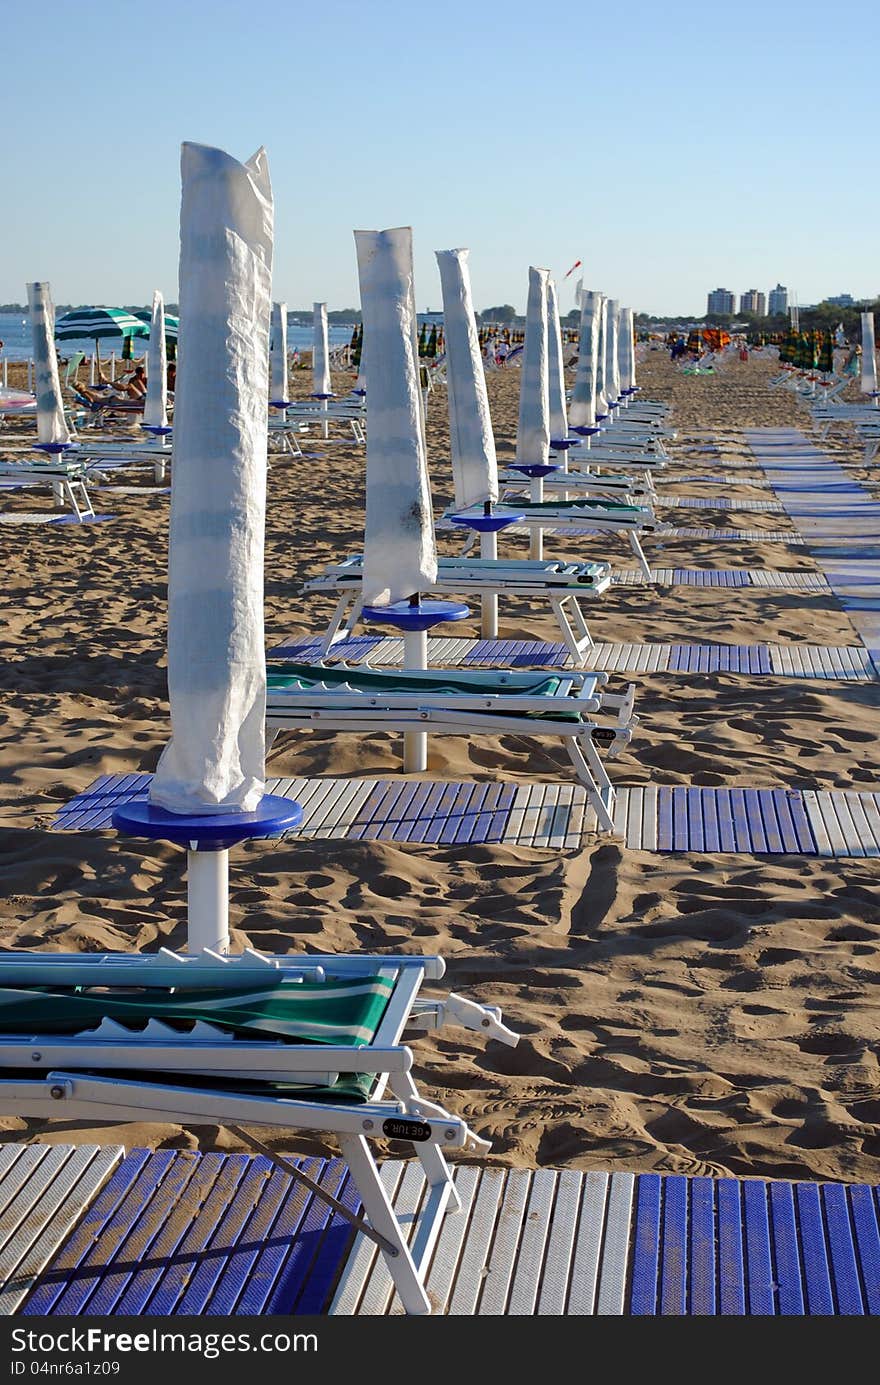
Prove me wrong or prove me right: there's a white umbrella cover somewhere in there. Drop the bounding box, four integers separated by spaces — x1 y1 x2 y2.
270 301 288 403
618 306 636 394
27 282 70 446
515 265 550 463
594 295 609 414
312 301 331 395
861 313 878 394
569 290 602 428
435 247 498 509
355 227 437 606
546 276 568 441
605 298 621 405
142 289 168 429
151 142 273 815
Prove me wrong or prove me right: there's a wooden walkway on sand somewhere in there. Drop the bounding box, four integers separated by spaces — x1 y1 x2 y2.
2 1145 877 1316
51 774 880 856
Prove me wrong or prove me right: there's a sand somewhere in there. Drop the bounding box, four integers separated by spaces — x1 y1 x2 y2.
1 349 879 1184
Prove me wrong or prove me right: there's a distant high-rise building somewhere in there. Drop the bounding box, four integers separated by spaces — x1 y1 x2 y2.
826 293 855 307
739 290 766 316
707 287 735 316
768 284 788 316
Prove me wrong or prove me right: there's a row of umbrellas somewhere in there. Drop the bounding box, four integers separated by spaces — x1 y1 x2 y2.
30 141 643 961
53 306 179 346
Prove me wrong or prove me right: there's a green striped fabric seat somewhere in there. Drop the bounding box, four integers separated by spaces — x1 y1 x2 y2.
266 663 564 697
0 974 393 1044
519 499 643 514
0 975 397 1102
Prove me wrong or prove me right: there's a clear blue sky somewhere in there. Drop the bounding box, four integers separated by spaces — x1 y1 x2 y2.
1 0 876 317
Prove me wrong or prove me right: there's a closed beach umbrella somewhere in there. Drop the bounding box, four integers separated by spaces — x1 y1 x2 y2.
355 226 437 606
604 299 621 407
312 301 332 396
818 332 834 374
515 266 551 465
546 276 568 442
142 289 168 430
54 306 150 349
861 312 878 394
436 247 498 511
150 141 274 817
28 282 71 446
569 289 602 429
619 306 636 393
594 295 609 414
270 301 288 404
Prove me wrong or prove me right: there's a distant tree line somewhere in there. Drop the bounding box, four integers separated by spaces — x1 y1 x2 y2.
635 299 880 337
0 303 181 314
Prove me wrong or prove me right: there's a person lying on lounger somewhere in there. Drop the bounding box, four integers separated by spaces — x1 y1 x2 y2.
73 365 148 404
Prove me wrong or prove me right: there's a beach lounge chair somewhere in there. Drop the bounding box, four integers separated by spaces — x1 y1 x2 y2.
300 554 612 665
0 946 518 1316
0 388 37 417
0 454 96 521
265 661 636 832
68 386 147 427
499 465 651 503
269 395 366 446
446 497 657 578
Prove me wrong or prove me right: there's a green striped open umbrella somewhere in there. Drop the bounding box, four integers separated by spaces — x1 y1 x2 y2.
133 308 179 341
54 306 150 346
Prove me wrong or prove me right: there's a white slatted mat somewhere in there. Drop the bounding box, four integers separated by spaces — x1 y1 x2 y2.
659 498 784 512
284 637 874 679
804 790 880 858
0 1144 123 1314
336 1163 647 1315
611 569 826 588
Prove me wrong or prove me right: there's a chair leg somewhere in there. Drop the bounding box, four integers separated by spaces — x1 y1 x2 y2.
388 1071 462 1215
337 1133 432 1315
62 478 89 522
552 594 590 665
319 592 358 657
565 736 616 833
629 530 652 579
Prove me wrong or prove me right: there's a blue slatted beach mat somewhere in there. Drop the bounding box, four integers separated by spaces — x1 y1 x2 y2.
268 635 876 679
46 773 880 855
19 1150 358 1317
10 1151 878 1315
747 428 880 653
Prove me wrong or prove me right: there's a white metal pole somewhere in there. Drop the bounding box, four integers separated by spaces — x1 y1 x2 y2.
529 474 544 560
187 848 230 953
479 529 499 638
1 356 6 387
403 628 428 772
90 350 96 385
110 351 116 381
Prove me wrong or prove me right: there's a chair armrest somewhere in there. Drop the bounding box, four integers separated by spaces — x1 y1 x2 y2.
408 993 519 1047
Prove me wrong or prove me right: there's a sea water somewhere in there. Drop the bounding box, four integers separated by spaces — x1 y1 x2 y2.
0 313 356 362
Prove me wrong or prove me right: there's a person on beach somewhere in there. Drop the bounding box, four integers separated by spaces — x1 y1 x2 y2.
73 364 147 404
842 344 861 378
670 336 687 361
